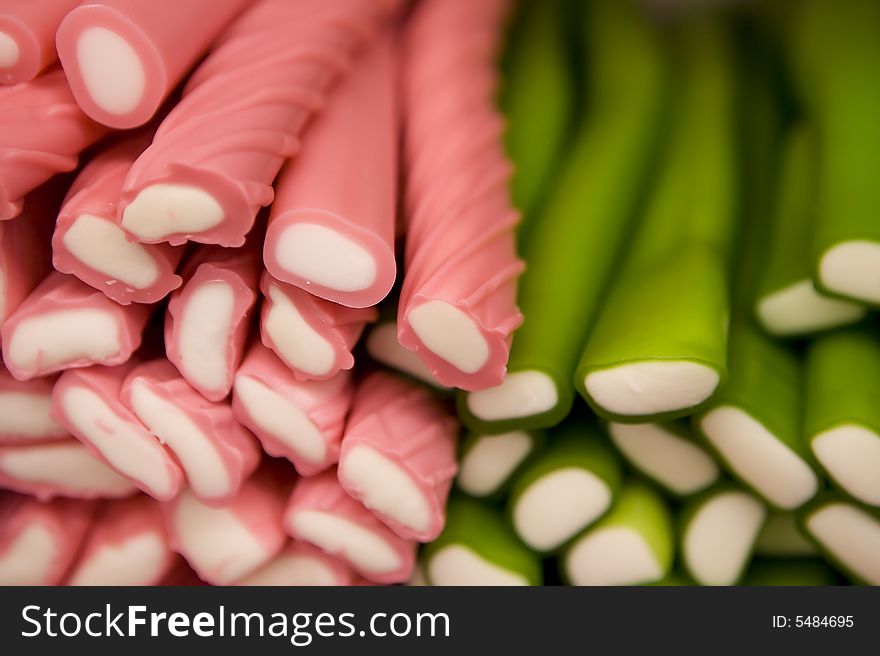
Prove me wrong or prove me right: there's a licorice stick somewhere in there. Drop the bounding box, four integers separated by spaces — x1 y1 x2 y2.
52 132 185 305
56 0 249 129
264 32 397 309
165 246 259 400
563 482 673 586
117 0 400 247
66 495 175 586
803 326 880 507
743 558 838 586
52 362 185 501
232 341 353 476
337 372 458 542
461 0 670 429
284 469 416 584
0 0 80 84
422 496 541 586
576 17 739 422
365 320 449 390
0 367 67 445
0 495 94 585
507 420 621 553
0 68 106 221
456 429 544 500
396 0 524 391
260 272 376 381
235 540 355 586
607 422 719 498
0 439 137 500
754 511 817 558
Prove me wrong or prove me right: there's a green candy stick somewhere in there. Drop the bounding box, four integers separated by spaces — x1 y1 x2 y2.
423 496 542 586
576 16 740 423
562 481 673 586
743 559 838 586
459 0 670 433
456 429 545 500
754 511 817 558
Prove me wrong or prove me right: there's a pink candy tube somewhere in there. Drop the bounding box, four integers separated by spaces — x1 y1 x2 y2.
235 540 356 586
397 0 523 391
232 341 354 476
52 362 185 501
121 359 261 505
0 0 80 85
165 246 259 401
260 272 376 381
67 495 176 585
163 476 288 585
56 0 250 129
337 372 458 542
263 32 397 309
1 272 152 380
116 0 401 247
0 68 106 221
0 367 67 445
52 132 185 305
0 494 94 585
284 469 417 584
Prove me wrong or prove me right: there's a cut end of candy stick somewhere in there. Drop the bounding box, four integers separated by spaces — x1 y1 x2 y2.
0 521 55 585
0 384 66 444
365 322 448 389
804 502 880 585
72 27 146 119
465 370 558 422
565 527 663 586
756 279 866 337
818 240 880 305
812 424 880 506
457 431 534 498
70 531 167 586
174 282 236 395
121 184 225 242
700 406 818 510
235 542 353 587
427 545 530 587
0 30 19 68
407 300 490 375
263 284 336 377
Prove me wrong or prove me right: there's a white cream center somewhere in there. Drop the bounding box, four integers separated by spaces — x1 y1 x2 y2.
275 223 377 292
365 322 446 388
457 431 532 497
0 391 65 440
806 503 880 585
122 184 224 240
812 424 880 506
237 552 339 586
566 527 663 586
756 279 865 336
819 240 880 304
265 285 335 376
177 281 234 394
0 31 19 67
408 300 489 374
466 370 558 421
63 214 159 288
76 27 145 115
0 524 55 586
428 545 527 586
69 533 166 586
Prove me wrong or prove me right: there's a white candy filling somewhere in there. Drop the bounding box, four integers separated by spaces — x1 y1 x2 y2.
428 545 527 586
265 285 335 376
0 391 65 440
466 370 558 421
69 532 166 586
513 468 611 551
128 379 230 499
566 527 662 586
290 510 401 575
457 431 533 497
237 552 339 586
408 300 489 374
700 406 818 510
0 524 55 585
806 503 880 585
684 491 765 586
122 184 224 240
0 31 20 67
76 27 145 115
233 375 326 463
819 240 880 304
608 423 718 496
177 281 234 394
812 424 880 506
757 279 865 336
60 385 175 498
275 223 377 292
174 491 270 585
365 322 445 388
8 309 120 373
585 361 720 417
339 445 430 534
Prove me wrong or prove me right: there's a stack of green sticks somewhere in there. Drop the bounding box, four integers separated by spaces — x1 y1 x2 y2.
418 0 880 587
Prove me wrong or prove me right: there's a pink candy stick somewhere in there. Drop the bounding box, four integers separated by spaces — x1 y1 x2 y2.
164 476 288 585
284 469 416 584
56 0 250 129
397 0 523 391
337 372 458 542
236 540 356 586
0 0 80 85
52 133 184 305
0 367 67 444
0 68 106 221
52 363 185 501
121 359 261 505
165 246 259 401
260 272 376 381
232 341 354 476
0 439 138 500
264 32 397 309
1 272 152 380
67 495 176 585
0 494 94 585
116 0 401 247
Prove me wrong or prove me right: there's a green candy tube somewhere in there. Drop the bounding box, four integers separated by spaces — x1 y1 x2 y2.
804 326 880 507
507 420 622 553
562 481 673 586
754 511 817 558
743 559 838 586
423 496 542 586
576 16 740 423
456 429 545 500
458 0 670 434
